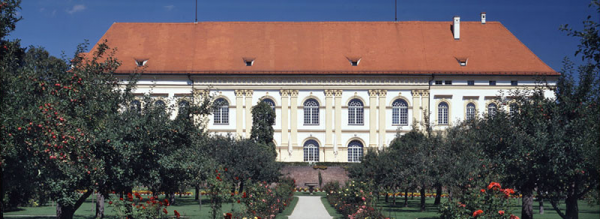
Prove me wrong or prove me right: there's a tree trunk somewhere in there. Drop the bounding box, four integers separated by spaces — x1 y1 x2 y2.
385 193 389 203
195 186 199 201
56 190 93 219
449 189 453 201
521 189 534 219
392 189 397 206
565 195 579 219
56 203 76 219
170 191 176 205
198 186 202 211
434 184 442 205
404 188 409 207
539 197 544 214
95 192 105 219
1 169 4 218
239 180 245 193
420 187 426 212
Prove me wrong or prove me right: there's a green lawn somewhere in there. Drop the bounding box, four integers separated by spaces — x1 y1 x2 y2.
4 194 263 219
5 193 599 219
375 196 600 219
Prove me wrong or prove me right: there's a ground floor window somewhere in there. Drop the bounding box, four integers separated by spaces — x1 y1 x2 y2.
303 140 319 162
348 140 364 162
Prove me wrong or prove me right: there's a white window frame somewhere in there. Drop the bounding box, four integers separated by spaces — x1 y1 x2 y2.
348 99 364 125
392 99 408 126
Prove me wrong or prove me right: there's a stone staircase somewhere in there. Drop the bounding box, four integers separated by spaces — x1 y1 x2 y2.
281 166 349 188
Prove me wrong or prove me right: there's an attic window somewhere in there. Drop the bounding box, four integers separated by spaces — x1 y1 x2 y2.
243 58 255 67
135 59 148 67
347 57 361 66
456 57 468 66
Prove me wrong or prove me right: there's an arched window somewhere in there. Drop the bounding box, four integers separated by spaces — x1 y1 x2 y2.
466 103 476 120
348 99 364 125
303 140 319 162
261 98 276 124
488 103 497 118
213 98 229 124
304 99 319 125
154 100 166 108
154 100 166 115
509 103 518 116
348 140 364 162
130 100 141 113
178 100 190 116
392 99 408 125
438 102 449 124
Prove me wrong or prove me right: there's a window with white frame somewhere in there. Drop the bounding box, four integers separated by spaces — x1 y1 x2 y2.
213 98 229 124
261 98 276 124
303 140 319 162
348 140 364 162
348 99 364 125
488 103 497 118
154 100 167 116
303 99 319 125
130 100 141 113
438 102 449 124
392 99 408 126
178 100 190 116
466 103 476 120
509 103 518 116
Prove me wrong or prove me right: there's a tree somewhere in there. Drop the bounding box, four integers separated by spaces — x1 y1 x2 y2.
250 101 276 158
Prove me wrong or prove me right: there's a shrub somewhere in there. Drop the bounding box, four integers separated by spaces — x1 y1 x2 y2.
111 193 175 219
439 182 519 219
326 181 386 219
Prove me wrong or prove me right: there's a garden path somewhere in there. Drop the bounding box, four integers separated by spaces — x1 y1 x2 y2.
289 196 333 219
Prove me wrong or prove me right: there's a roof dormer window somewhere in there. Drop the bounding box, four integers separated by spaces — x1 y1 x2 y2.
135 59 148 67
347 57 361 66
243 58 255 67
456 57 468 66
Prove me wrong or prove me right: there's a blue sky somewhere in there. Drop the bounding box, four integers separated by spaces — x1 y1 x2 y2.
9 0 598 72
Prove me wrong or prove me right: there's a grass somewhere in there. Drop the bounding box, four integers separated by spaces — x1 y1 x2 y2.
319 194 345 219
3 193 280 219
274 196 298 219
374 196 600 219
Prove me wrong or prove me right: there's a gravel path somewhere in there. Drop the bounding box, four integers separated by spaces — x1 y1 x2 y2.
288 196 333 219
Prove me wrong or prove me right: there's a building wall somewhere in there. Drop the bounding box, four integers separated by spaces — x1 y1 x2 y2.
123 74 557 163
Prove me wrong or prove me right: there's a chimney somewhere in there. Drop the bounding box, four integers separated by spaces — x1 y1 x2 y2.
453 16 460 40
481 12 486 24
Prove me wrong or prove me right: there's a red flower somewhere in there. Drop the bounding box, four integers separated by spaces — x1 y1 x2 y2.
237 200 240 203
510 215 520 219
163 208 168 214
498 210 505 215
164 199 170 206
480 189 486 193
243 192 247 198
473 209 484 217
109 201 113 205
224 168 228 172
120 197 123 201
487 182 501 190
174 210 181 218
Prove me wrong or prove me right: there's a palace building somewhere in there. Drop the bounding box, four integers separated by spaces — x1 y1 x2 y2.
91 13 558 162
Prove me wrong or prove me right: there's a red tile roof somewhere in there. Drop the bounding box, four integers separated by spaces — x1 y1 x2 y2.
91 21 558 76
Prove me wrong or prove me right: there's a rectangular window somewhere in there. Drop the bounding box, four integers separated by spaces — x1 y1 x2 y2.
435 81 442 85
445 80 452 85
468 80 475 86
489 81 496 86
511 81 518 86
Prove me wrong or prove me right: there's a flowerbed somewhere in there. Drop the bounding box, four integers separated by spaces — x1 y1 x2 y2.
439 182 519 219
324 181 387 219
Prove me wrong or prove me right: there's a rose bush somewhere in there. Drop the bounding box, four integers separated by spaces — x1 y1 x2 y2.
439 182 519 219
325 181 386 219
